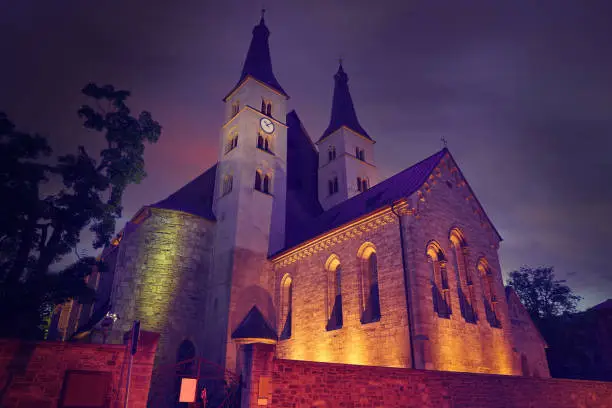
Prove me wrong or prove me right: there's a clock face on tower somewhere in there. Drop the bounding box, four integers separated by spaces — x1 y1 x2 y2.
260 117 275 134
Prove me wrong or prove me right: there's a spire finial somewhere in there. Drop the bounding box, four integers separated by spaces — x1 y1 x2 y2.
441 136 448 148
261 8 266 22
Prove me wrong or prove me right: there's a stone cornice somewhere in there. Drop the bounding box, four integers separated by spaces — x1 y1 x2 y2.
273 202 413 268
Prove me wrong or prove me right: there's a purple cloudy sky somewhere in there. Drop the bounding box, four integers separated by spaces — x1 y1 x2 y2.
1 1 611 308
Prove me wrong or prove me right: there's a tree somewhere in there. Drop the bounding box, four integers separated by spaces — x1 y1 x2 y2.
0 84 161 339
507 266 581 322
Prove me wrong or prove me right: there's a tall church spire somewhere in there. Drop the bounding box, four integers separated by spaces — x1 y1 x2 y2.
318 62 371 142
224 11 288 100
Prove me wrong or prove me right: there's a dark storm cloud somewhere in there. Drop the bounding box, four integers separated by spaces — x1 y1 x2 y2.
1 0 610 307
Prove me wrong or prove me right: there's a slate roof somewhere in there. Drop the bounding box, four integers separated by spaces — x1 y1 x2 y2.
150 164 217 221
231 306 277 341
318 63 371 143
280 148 448 253
224 17 288 101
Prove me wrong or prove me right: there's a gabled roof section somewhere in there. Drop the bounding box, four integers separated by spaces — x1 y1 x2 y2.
223 16 288 101
280 149 447 253
231 306 277 342
150 164 217 221
318 63 371 143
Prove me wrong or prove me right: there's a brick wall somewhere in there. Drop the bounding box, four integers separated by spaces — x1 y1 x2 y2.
268 358 612 408
0 332 158 408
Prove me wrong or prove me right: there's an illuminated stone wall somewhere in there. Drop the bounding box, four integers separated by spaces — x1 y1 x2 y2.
267 358 612 407
110 207 215 407
273 217 412 368
403 154 517 375
271 152 536 376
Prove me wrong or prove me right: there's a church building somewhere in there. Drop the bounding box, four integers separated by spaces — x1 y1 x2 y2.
50 14 549 406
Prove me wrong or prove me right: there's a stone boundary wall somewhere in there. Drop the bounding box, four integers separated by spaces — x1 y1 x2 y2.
0 332 158 408
268 358 612 407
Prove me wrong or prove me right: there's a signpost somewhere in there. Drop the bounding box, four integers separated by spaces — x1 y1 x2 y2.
124 320 140 408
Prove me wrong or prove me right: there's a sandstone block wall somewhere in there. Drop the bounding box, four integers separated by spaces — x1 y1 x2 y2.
273 215 412 368
0 333 158 408
269 358 612 408
110 207 215 407
404 154 517 374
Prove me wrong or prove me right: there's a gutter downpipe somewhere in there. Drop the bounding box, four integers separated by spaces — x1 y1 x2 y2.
391 201 416 370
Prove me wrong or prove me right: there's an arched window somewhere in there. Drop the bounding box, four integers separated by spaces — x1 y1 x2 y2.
478 258 501 328
427 241 452 318
280 274 293 340
257 133 264 149
254 170 262 191
225 131 238 154
328 146 336 162
264 137 270 152
263 174 271 194
261 100 272 116
357 177 362 192
266 103 272 116
333 177 339 193
261 100 266 113
450 228 476 323
355 147 365 161
358 242 381 323
231 101 240 117
361 178 368 192
325 255 343 331
222 174 233 196
328 180 334 196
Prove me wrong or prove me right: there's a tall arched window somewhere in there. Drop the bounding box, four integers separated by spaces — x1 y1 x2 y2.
325 254 343 331
478 258 501 328
333 177 339 193
266 103 272 116
328 180 334 196
328 146 336 162
231 101 240 117
361 178 368 192
263 174 271 194
450 228 476 323
358 242 381 323
257 133 264 149
264 137 270 152
427 241 451 318
222 174 233 196
254 170 262 191
280 274 293 340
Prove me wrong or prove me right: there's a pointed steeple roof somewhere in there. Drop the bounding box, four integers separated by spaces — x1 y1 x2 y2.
318 62 371 143
224 12 288 101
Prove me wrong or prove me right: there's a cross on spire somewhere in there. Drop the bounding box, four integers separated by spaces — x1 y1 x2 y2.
441 137 448 148
261 8 266 20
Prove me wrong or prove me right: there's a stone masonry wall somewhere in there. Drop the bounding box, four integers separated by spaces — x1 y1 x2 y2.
403 153 518 374
268 358 612 408
0 332 158 408
274 217 412 368
110 207 215 407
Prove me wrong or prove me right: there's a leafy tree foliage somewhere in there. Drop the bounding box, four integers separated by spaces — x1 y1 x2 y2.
508 266 581 321
0 84 161 339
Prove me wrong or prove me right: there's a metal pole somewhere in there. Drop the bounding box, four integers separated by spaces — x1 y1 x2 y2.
123 339 134 408
124 320 140 408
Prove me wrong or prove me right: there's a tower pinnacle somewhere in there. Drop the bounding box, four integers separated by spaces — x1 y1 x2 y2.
318 62 371 142
223 12 288 100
